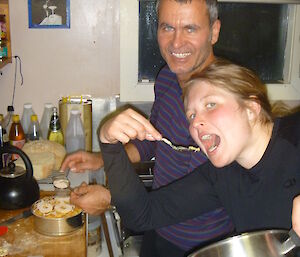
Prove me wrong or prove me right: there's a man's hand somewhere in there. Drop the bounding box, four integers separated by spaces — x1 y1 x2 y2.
292 195 300 237
70 182 111 215
99 108 162 144
60 151 103 173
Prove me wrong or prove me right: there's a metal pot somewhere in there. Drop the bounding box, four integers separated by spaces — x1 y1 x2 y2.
31 204 84 236
189 229 300 257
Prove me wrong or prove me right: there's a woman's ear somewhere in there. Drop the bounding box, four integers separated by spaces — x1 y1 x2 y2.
246 99 261 121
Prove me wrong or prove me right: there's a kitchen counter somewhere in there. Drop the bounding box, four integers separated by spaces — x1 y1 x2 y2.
0 191 87 257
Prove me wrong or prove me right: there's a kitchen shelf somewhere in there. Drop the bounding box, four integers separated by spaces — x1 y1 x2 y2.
0 0 11 70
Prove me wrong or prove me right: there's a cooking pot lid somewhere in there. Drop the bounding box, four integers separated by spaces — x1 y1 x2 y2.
0 165 26 178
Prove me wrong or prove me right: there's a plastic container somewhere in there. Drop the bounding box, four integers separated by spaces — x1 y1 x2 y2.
21 103 35 136
27 114 40 141
9 114 26 160
40 103 54 140
65 109 85 153
48 107 64 146
3 105 14 134
65 109 87 187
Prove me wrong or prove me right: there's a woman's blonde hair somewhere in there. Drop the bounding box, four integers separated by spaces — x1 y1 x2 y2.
183 58 273 124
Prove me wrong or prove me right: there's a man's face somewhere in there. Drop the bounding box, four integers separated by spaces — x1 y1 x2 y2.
157 0 220 80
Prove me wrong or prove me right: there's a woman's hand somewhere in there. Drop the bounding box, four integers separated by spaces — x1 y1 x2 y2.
99 108 162 144
70 182 111 215
60 151 103 173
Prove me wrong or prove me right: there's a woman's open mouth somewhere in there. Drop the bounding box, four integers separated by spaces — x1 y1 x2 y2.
200 134 220 153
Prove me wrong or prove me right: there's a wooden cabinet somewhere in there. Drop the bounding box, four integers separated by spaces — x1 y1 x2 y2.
0 0 11 69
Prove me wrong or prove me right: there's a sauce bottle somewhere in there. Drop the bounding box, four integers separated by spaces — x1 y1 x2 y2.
27 114 40 141
9 114 26 160
48 107 64 145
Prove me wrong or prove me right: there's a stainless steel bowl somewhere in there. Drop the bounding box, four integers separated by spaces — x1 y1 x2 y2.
32 210 84 236
31 197 84 236
189 230 299 257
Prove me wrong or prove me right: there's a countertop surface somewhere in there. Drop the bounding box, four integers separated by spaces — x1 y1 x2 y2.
0 191 87 257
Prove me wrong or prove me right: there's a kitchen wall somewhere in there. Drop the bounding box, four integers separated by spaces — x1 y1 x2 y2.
0 0 120 118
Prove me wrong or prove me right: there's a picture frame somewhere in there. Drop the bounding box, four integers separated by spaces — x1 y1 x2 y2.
28 0 70 29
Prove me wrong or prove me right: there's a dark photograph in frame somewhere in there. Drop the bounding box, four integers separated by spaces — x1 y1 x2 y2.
28 0 70 28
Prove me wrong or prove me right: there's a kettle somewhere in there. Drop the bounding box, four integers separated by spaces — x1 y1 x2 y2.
0 145 40 210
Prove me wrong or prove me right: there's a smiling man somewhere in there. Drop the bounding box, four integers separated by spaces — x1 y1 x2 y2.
157 0 220 84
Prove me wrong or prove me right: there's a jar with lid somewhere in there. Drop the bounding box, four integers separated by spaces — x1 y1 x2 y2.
21 103 35 138
48 107 64 145
40 103 53 139
9 114 26 160
27 114 40 141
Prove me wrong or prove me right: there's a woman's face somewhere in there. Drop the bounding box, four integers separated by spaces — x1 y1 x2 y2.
185 81 253 168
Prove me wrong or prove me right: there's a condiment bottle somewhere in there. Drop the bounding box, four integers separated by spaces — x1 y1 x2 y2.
48 107 64 145
21 103 35 138
27 114 40 141
0 114 9 147
0 114 9 168
40 103 53 139
3 105 14 134
9 114 26 160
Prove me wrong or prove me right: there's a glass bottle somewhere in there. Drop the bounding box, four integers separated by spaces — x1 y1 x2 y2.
3 105 14 134
40 103 53 140
21 103 35 137
9 114 26 160
27 114 40 141
0 114 9 147
48 107 64 145
0 114 9 168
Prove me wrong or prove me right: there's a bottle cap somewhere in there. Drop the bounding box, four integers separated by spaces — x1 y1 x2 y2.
12 114 20 122
31 114 38 121
24 103 32 108
7 105 14 112
44 103 53 108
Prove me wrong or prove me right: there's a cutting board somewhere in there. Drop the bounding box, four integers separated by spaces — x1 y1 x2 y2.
0 191 87 257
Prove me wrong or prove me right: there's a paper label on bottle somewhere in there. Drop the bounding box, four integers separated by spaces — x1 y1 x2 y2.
11 139 26 160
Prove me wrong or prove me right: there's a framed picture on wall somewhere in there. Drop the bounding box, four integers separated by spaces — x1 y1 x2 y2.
28 0 70 28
